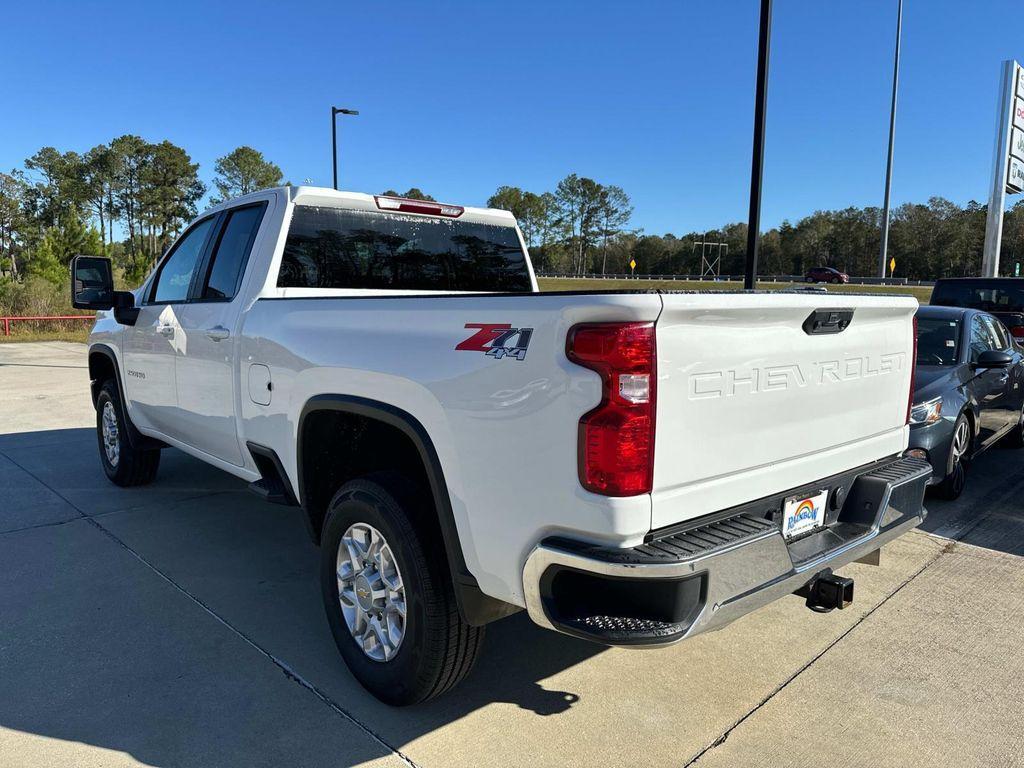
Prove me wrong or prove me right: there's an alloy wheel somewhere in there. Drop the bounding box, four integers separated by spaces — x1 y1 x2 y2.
949 418 969 494
101 401 120 468
336 522 407 662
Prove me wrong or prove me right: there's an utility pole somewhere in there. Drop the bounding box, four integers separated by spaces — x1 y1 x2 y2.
331 107 359 190
878 0 903 278
744 0 772 290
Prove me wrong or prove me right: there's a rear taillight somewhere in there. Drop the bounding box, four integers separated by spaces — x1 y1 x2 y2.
566 322 656 496
1010 325 1024 345
906 314 918 425
374 195 464 218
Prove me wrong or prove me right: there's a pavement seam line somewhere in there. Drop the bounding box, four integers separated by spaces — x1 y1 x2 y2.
682 541 952 767
0 444 420 768
82 514 422 768
683 474 1024 768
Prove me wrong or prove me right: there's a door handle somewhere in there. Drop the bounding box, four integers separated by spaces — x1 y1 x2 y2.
157 325 175 338
206 325 230 342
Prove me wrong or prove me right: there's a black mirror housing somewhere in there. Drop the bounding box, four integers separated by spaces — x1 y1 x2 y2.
70 254 139 326
975 350 1013 369
71 255 115 310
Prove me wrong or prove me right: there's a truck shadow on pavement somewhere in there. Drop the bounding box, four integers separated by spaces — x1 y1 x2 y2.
0 428 598 767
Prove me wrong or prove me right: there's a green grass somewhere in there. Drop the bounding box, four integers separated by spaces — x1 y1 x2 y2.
0 327 91 344
537 277 933 303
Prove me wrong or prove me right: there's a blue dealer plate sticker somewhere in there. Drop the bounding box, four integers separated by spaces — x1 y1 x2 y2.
782 490 829 539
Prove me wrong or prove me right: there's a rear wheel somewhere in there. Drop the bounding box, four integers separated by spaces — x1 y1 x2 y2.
96 380 160 486
320 473 484 705
935 413 970 500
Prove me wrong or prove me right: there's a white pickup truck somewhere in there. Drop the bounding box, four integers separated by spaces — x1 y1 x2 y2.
72 186 930 705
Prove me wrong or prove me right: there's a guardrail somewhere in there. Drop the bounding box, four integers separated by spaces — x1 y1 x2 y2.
1 315 95 336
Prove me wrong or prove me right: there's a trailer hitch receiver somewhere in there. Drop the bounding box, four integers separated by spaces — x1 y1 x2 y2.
795 569 854 612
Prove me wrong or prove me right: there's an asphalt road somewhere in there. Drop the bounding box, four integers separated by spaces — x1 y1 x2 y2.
1 342 1021 768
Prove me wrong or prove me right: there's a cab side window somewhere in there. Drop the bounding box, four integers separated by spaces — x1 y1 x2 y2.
151 218 215 303
200 204 266 301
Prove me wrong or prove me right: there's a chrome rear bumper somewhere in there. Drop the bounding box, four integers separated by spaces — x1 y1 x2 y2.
522 456 930 646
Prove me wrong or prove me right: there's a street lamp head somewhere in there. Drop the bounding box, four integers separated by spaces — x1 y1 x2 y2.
333 107 359 116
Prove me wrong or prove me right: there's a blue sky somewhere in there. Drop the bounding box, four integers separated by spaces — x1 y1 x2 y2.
2 0 1021 235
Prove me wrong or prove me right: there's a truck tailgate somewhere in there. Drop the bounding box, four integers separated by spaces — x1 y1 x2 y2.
651 292 917 529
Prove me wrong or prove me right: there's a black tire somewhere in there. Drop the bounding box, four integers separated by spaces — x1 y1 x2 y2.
95 380 161 487
1002 402 1024 448
320 472 484 705
830 277 841 284
934 413 970 500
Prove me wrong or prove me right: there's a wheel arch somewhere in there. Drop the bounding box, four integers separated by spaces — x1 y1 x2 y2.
297 394 517 627
87 344 164 451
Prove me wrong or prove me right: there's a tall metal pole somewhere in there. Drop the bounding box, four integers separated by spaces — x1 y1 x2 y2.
744 0 772 290
982 61 1017 278
878 0 904 278
331 107 339 190
331 107 359 191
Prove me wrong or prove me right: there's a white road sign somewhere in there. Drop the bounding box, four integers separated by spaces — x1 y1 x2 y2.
1012 127 1024 163
1018 67 1024 98
1014 98 1024 132
1010 156 1024 194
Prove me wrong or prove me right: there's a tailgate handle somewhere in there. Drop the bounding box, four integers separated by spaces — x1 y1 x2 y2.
803 308 853 335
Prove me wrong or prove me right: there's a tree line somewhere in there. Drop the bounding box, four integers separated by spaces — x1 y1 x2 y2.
0 140 284 290
5 132 1024 320
486 183 1024 280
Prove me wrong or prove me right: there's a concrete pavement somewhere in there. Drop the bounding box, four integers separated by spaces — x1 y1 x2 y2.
1 342 1022 767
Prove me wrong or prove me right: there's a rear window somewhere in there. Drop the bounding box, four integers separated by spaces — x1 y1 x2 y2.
278 206 532 292
931 280 1024 313
916 316 960 366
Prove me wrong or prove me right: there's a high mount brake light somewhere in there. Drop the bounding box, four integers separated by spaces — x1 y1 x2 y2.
374 195 464 218
566 322 656 496
907 314 918 425
1010 325 1024 344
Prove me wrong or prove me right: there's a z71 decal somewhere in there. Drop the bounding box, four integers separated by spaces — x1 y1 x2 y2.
456 323 533 361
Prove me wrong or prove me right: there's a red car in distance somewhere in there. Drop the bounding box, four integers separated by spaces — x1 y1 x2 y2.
805 266 849 284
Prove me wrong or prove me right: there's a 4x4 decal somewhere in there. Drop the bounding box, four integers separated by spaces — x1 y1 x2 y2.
456 323 533 361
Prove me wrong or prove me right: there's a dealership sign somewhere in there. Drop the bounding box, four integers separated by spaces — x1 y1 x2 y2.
983 61 1024 276
1009 70 1024 193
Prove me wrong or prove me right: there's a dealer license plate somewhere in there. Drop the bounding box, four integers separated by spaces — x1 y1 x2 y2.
782 490 829 540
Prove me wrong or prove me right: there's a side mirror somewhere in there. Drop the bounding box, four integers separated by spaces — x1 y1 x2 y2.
975 350 1013 369
70 255 139 326
71 255 114 309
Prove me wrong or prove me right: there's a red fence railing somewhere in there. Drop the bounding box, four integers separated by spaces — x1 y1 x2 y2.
1 315 96 336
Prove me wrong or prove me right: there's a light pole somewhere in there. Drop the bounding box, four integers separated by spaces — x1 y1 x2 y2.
878 0 903 278
331 107 359 190
744 0 772 290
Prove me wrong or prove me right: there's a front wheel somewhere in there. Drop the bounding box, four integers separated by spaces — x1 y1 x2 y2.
320 473 484 705
935 413 970 500
96 380 160 486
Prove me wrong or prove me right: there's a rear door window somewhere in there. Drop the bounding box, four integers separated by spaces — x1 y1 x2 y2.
199 204 266 300
278 206 531 292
